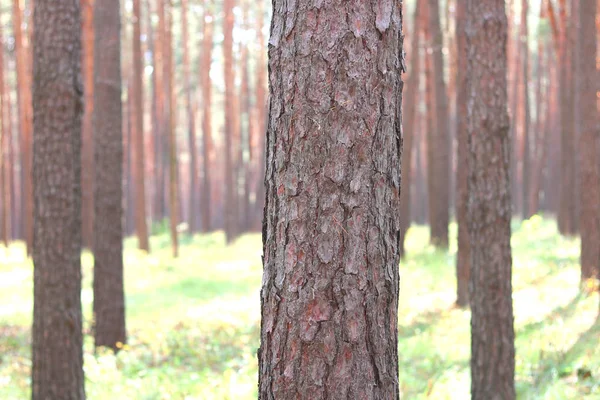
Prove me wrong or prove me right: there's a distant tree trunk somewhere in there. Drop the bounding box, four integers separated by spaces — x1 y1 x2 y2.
155 0 167 223
400 0 422 258
181 0 198 233
200 6 213 232
93 0 126 351
223 0 235 243
6 82 18 240
520 0 531 220
253 1 267 229
13 0 33 255
455 0 469 307
427 0 450 248
508 0 521 216
81 0 95 249
0 21 8 247
578 0 599 281
258 1 403 397
240 4 254 232
466 0 516 398
132 0 150 251
32 0 85 397
146 0 160 224
416 100 429 224
166 3 178 257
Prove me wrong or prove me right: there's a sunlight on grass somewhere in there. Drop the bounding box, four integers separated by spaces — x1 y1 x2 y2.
0 217 598 399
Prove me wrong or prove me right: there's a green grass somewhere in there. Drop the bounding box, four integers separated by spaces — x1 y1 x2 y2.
1 216 599 399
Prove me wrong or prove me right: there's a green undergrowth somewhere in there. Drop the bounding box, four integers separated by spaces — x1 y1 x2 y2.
0 216 598 399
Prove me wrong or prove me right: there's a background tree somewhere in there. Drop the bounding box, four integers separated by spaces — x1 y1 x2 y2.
93 0 126 351
223 0 235 243
31 0 85 397
466 0 516 397
258 1 403 397
200 4 213 233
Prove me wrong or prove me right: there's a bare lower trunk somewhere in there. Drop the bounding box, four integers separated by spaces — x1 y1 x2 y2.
200 8 213 232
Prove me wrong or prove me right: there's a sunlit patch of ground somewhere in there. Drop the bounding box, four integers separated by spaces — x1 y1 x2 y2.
0 217 598 399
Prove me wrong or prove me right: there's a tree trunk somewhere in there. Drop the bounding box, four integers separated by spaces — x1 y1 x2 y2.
132 0 150 251
258 2 403 398
520 0 531 220
32 0 85 397
200 6 213 232
223 0 235 243
13 0 33 255
427 0 450 248
6 78 18 240
166 2 179 257
466 0 516 398
577 0 599 281
81 0 95 249
455 0 469 307
240 3 254 232
93 0 126 351
253 1 267 230
0 21 8 247
399 0 421 259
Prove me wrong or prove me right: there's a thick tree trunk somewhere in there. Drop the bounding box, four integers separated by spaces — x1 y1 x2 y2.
427 0 450 248
32 0 85 397
132 0 150 251
93 0 126 351
520 0 531 220
81 0 95 249
455 0 469 307
466 0 516 398
223 0 235 243
200 7 213 232
577 0 599 281
399 0 421 258
13 0 33 255
258 2 403 398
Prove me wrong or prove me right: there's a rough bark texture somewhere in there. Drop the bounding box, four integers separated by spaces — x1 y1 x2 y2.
13 0 33 254
258 1 403 398
132 0 150 251
31 0 85 397
92 0 126 351
427 0 450 248
81 0 95 249
200 7 213 232
466 0 516 398
578 0 599 280
223 0 235 243
455 0 469 307
399 0 421 258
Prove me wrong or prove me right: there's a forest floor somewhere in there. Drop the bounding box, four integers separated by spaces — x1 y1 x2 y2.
0 216 599 399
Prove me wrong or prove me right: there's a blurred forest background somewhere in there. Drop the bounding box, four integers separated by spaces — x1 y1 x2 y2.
0 0 599 398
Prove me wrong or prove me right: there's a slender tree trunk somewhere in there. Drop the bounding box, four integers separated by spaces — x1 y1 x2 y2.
132 0 150 251
258 2 403 397
166 2 178 257
93 0 126 351
0 21 8 247
6 76 18 240
400 0 422 259
13 0 33 255
200 6 213 232
455 0 469 307
520 0 531 219
32 0 85 397
509 0 521 216
81 0 95 249
223 0 235 243
253 1 267 229
466 0 515 397
240 3 254 232
577 0 599 281
427 0 450 248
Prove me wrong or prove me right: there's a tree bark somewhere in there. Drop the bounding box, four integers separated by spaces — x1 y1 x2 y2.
167 3 179 257
132 0 150 251
81 0 95 249
32 0 85 397
455 0 469 307
466 0 516 398
427 0 450 248
200 6 213 232
0 21 9 247
258 1 403 398
223 0 235 243
93 0 126 351
577 0 599 281
253 1 267 230
520 0 531 220
12 0 33 254
399 0 421 258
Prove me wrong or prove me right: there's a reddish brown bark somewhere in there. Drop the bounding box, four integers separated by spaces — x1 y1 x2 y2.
32 0 85 396
200 7 213 232
258 2 403 397
577 0 599 280
0 21 8 247
132 0 150 251
520 0 531 219
166 2 178 257
13 0 33 254
81 0 95 249
466 0 515 397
